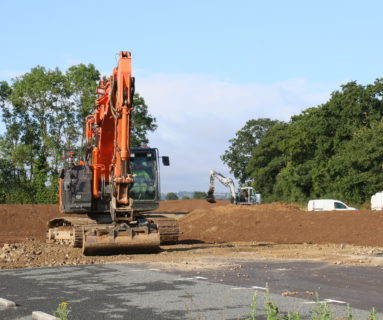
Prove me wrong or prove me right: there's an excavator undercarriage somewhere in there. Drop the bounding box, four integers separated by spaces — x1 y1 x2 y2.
47 215 179 255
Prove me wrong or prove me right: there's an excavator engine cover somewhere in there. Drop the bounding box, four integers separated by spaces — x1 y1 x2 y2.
61 165 92 213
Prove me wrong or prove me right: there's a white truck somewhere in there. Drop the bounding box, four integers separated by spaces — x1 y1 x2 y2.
307 199 357 211
371 192 383 210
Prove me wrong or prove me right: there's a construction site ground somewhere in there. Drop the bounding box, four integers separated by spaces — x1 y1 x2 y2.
1 200 383 270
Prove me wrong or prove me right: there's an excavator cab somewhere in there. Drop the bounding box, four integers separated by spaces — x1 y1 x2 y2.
237 187 261 205
128 147 170 213
59 147 168 214
130 150 157 201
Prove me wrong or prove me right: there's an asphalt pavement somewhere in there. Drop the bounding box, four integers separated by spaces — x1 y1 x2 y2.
0 260 380 319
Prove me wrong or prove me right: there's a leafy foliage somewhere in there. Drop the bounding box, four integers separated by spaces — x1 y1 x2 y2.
131 93 158 147
193 191 207 199
221 118 280 184
66 63 100 144
0 64 157 204
225 79 383 203
0 159 34 204
166 192 179 200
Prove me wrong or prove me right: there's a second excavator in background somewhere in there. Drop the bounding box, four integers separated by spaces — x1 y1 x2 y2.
207 170 261 205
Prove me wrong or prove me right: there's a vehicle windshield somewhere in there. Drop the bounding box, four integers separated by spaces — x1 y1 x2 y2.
129 155 156 201
334 202 347 209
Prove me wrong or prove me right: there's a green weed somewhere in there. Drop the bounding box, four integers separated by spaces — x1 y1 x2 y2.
54 302 72 320
246 289 379 320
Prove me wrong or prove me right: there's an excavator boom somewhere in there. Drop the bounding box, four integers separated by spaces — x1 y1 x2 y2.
207 170 236 203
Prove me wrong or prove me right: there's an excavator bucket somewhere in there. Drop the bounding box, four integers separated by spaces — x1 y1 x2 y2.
206 196 216 203
206 187 216 203
82 223 160 255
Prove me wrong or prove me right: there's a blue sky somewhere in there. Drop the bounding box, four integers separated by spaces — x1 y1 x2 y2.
1 0 383 193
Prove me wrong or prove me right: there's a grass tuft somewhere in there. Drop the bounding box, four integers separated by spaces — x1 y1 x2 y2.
246 289 379 320
54 302 72 320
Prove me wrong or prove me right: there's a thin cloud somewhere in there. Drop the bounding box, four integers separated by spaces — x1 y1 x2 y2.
139 73 334 193
0 71 336 194
0 70 26 81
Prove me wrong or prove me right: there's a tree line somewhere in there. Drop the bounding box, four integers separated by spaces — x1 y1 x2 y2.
222 79 383 204
165 191 207 200
0 64 156 204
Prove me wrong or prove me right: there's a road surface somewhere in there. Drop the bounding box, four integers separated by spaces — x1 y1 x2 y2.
0 260 380 319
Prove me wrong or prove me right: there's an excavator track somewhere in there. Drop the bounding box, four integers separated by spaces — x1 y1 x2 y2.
148 216 179 245
47 215 175 254
47 217 97 248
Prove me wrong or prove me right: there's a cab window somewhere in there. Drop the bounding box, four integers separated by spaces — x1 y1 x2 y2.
130 155 156 200
334 202 347 209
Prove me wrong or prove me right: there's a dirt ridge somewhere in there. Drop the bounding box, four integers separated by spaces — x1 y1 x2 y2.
1 200 383 270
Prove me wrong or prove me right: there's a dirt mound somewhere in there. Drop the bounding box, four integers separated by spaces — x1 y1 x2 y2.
0 200 228 244
0 239 135 269
2 200 383 248
0 204 60 244
153 199 230 213
179 203 383 247
1 201 383 270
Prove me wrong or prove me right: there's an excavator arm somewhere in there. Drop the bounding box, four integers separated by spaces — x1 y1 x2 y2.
87 51 135 220
81 51 161 254
207 170 237 204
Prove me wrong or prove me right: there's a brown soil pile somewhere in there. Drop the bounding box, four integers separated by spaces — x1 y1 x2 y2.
0 200 229 244
153 199 230 213
179 203 383 247
1 201 383 247
0 204 60 244
1 201 383 270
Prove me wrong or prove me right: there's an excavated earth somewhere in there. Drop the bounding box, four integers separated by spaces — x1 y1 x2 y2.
1 200 383 270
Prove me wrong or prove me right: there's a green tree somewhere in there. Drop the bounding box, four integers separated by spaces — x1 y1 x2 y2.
278 80 383 202
166 192 179 200
66 65 156 148
245 79 383 203
66 64 100 145
131 93 158 146
0 81 11 107
327 120 383 202
246 122 290 202
193 191 206 199
0 158 33 204
222 118 280 184
2 66 73 194
0 63 158 204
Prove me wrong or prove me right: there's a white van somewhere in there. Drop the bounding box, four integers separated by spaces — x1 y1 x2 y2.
371 192 383 210
307 199 357 211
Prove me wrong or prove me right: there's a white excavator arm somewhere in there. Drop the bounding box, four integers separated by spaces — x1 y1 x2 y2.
207 170 236 203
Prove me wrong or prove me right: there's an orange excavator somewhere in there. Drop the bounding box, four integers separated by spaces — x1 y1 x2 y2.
47 51 178 255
